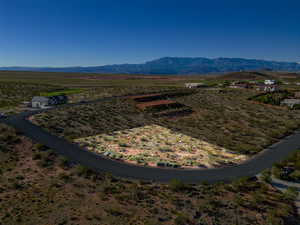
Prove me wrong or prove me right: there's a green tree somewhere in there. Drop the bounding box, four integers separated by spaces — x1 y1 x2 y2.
174 214 190 225
169 179 186 192
283 187 298 200
261 169 271 183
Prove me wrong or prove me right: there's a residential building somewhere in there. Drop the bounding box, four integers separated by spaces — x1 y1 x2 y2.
280 99 300 108
31 96 50 108
31 95 68 108
264 80 276 85
255 84 279 92
49 95 68 105
185 83 207 88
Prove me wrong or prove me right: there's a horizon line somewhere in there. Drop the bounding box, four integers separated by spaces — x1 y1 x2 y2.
0 56 299 68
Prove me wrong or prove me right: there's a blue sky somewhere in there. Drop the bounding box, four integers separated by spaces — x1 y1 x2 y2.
0 0 300 66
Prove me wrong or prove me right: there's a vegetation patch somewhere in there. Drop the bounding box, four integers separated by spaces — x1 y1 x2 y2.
128 91 194 102
165 89 300 154
0 122 298 225
68 86 183 103
136 100 181 111
32 89 300 155
40 88 84 97
0 81 58 110
249 90 293 106
272 150 300 182
74 125 247 168
31 98 154 140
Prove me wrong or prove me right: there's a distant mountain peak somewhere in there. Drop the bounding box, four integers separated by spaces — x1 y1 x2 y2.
1 57 300 74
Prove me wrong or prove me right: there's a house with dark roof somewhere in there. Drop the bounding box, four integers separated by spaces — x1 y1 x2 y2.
48 95 68 105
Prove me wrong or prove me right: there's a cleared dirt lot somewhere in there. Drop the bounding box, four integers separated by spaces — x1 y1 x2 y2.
74 124 247 168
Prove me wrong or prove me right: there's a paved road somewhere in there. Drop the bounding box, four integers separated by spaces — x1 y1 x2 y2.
2 97 300 183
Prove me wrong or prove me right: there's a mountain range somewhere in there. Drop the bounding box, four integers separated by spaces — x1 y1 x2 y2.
1 57 300 75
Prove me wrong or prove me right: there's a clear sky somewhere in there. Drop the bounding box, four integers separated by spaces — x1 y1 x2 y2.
1 0 300 66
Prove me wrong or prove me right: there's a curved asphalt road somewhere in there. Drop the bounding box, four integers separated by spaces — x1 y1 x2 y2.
2 96 300 183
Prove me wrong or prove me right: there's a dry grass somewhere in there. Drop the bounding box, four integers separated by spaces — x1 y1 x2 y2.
161 89 300 154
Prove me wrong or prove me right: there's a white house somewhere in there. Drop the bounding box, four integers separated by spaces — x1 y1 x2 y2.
185 83 207 88
264 80 276 85
31 96 50 108
31 95 68 108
